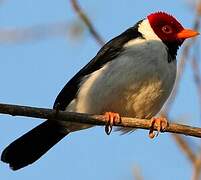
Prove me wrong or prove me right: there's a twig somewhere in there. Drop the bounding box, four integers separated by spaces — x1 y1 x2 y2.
70 0 105 46
133 166 144 180
192 152 201 180
190 2 201 179
0 103 201 138
0 22 70 44
172 134 196 164
191 56 201 113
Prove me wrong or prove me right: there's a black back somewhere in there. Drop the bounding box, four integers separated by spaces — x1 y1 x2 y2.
53 21 143 110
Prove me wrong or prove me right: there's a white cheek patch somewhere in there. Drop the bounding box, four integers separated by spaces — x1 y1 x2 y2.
138 19 161 41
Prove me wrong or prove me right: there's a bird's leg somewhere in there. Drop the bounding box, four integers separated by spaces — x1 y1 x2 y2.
149 117 168 138
104 112 121 135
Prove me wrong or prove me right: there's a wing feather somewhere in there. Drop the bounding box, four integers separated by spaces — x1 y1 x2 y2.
53 23 143 110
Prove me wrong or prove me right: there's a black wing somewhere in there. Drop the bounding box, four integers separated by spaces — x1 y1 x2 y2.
53 23 143 110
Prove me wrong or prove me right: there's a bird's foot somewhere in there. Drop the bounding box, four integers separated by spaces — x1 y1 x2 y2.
149 117 168 139
104 112 121 135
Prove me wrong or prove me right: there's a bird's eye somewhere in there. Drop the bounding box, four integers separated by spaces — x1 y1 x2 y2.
161 25 173 34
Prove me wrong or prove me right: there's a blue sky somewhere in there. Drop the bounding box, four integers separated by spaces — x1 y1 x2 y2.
0 0 200 180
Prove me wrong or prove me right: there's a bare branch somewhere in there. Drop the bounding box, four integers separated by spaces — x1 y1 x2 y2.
133 166 144 180
192 152 201 180
172 134 196 163
191 56 201 113
0 22 70 44
0 103 201 138
70 0 105 46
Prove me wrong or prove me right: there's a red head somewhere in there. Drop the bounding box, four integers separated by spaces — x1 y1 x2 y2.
147 12 199 44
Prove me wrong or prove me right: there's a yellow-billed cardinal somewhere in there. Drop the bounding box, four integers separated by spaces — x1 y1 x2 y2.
1 12 199 170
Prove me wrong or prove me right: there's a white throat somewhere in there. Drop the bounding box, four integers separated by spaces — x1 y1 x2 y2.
138 19 161 41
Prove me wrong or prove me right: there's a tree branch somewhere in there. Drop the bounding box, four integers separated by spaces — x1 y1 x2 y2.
70 0 105 46
0 22 70 44
172 134 196 164
192 152 201 180
0 103 201 138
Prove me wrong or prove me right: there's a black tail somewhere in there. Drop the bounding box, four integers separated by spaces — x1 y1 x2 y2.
1 121 68 170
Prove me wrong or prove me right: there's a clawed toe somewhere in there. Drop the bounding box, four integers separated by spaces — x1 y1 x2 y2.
149 117 168 139
104 112 121 135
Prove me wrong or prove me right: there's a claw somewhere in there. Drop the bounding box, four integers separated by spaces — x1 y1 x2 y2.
104 112 121 135
149 117 168 139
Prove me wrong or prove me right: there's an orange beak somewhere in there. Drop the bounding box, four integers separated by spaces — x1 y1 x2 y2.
177 29 199 39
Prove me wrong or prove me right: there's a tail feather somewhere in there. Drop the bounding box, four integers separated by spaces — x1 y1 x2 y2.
1 121 68 170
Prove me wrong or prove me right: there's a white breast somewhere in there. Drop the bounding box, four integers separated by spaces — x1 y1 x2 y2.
68 38 176 120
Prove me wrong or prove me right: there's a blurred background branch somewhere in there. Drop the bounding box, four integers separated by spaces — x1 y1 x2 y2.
0 22 69 44
133 166 144 180
70 0 105 45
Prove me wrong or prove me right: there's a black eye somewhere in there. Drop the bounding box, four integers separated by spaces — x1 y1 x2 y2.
162 25 173 34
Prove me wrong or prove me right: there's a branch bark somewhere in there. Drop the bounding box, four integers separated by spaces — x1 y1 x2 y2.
0 103 201 138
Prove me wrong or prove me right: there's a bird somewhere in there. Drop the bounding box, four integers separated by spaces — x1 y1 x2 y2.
1 12 199 170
